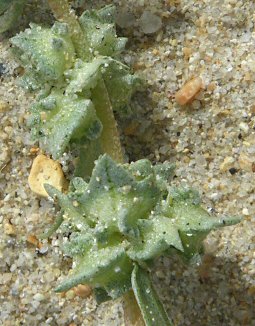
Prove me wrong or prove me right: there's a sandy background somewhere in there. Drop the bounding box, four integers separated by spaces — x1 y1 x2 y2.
0 1 254 325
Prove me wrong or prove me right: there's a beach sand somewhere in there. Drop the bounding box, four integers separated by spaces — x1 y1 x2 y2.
0 1 254 325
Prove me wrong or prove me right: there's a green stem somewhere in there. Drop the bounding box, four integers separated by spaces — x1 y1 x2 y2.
132 265 174 326
47 0 91 60
39 213 64 239
91 76 124 164
74 139 103 180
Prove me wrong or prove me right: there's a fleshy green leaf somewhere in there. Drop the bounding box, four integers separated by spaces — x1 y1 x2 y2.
39 212 63 239
55 244 133 300
65 57 141 113
132 264 173 326
11 5 140 166
128 216 184 261
127 159 175 191
29 91 102 159
11 22 75 90
102 58 141 112
162 188 240 260
79 4 127 57
11 5 140 165
65 58 103 96
70 155 160 236
44 184 89 231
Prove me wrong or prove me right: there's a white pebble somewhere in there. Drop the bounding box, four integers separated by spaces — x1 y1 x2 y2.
140 11 162 34
33 293 45 301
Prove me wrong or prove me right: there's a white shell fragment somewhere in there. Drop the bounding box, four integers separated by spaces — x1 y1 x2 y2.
140 11 162 34
175 77 202 105
28 154 67 197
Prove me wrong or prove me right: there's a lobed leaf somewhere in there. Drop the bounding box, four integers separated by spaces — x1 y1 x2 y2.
56 244 133 300
28 91 102 159
11 5 140 159
11 22 75 90
79 4 127 57
65 56 141 113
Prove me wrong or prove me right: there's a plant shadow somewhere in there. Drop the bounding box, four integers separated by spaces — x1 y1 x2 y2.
152 254 255 326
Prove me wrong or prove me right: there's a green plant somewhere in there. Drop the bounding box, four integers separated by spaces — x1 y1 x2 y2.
9 1 241 325
45 154 240 325
11 3 140 173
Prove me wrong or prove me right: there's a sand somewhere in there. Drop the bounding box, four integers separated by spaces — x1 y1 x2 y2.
0 1 254 325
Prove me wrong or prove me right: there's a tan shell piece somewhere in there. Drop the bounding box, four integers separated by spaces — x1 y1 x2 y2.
28 154 67 197
175 77 202 105
73 284 92 298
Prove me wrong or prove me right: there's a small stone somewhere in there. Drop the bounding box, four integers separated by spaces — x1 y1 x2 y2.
0 100 9 113
140 11 162 34
242 208 249 216
207 82 217 91
238 152 254 172
220 156 235 172
183 47 192 58
248 286 255 295
229 167 238 175
26 234 39 246
28 154 68 197
239 122 249 134
152 48 159 55
36 243 48 255
175 77 202 105
0 273 12 284
33 293 45 301
74 284 92 298
66 289 75 300
4 222 16 236
0 149 10 165
29 147 40 155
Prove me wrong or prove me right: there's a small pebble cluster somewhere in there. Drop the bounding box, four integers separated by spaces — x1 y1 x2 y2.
0 0 254 325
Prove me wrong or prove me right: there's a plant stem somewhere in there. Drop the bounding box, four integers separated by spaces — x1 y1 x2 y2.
47 0 91 60
91 76 124 164
132 265 173 326
74 139 103 180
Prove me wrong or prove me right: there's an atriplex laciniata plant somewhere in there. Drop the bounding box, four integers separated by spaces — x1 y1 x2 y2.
11 2 140 176
8 1 240 325
46 154 239 325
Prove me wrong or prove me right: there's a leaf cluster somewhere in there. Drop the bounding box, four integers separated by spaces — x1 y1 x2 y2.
11 5 140 159
45 155 239 302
